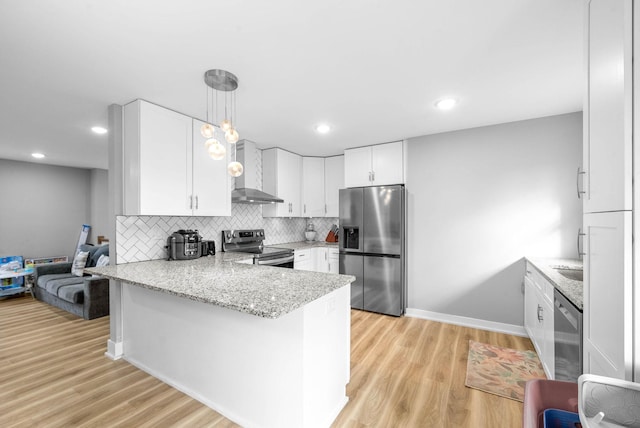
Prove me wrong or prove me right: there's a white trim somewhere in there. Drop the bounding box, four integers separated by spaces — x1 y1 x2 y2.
105 339 124 360
405 308 528 337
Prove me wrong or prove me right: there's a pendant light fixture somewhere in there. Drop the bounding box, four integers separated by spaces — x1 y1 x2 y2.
202 69 243 177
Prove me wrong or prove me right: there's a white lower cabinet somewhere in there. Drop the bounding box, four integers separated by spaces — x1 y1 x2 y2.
524 263 554 379
583 211 632 380
294 247 340 274
328 248 339 274
315 248 329 273
294 249 314 271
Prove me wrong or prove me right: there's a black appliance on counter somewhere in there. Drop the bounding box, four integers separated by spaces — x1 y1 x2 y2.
166 229 202 260
201 240 216 256
221 229 294 268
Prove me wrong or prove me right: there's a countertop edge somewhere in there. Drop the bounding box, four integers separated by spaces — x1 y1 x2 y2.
85 257 355 319
525 257 583 311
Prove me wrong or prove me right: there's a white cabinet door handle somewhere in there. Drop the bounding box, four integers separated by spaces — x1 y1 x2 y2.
577 228 586 257
576 167 586 199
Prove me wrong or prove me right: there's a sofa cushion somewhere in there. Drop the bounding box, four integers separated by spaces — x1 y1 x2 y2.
57 284 85 304
37 273 75 289
44 276 84 295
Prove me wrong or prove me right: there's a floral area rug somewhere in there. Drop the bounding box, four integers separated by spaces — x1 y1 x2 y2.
465 340 546 402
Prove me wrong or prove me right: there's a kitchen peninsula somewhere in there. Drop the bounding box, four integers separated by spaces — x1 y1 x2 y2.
87 254 355 428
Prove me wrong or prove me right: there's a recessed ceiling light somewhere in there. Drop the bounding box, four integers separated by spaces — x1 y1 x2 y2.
31 152 45 159
435 98 457 110
315 124 331 134
91 126 108 134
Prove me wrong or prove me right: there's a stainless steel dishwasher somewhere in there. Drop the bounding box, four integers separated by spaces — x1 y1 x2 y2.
554 289 583 382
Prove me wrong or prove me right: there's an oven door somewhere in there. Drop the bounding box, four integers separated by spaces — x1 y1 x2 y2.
255 254 295 268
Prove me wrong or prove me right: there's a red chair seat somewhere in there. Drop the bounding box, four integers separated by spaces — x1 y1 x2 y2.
523 379 579 428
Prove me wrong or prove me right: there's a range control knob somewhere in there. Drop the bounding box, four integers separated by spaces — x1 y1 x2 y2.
226 233 231 239
233 232 237 238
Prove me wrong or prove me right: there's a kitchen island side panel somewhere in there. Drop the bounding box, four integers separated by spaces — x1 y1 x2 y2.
121 282 349 428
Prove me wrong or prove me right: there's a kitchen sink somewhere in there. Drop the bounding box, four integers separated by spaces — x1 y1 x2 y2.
554 268 583 282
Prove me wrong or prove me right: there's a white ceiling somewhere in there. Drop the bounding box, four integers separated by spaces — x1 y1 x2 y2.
0 0 583 170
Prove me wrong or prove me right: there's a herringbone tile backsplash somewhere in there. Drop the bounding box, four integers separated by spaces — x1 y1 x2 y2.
115 146 338 263
116 211 338 263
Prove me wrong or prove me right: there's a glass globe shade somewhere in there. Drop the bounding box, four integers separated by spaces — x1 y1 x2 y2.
227 161 243 177
204 138 218 148
225 128 239 144
201 123 215 138
221 119 232 132
208 142 226 160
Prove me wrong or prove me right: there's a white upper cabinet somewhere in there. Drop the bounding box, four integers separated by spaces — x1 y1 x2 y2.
263 148 302 217
583 0 632 213
344 146 373 187
192 119 231 216
123 100 231 216
324 155 344 217
344 141 404 188
302 157 326 217
124 100 193 216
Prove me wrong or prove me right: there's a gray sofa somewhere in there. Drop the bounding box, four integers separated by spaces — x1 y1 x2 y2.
33 245 110 320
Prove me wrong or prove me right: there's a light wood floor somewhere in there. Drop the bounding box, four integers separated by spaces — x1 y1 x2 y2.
0 296 533 427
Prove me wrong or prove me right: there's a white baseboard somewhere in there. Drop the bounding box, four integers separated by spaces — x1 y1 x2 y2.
105 339 124 360
405 308 528 337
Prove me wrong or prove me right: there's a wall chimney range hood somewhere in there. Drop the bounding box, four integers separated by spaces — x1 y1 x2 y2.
232 140 284 204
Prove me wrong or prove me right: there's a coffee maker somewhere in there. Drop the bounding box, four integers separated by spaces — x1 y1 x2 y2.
166 230 202 260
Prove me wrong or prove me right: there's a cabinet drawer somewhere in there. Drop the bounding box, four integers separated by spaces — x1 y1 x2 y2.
294 249 311 261
526 262 555 304
525 262 543 292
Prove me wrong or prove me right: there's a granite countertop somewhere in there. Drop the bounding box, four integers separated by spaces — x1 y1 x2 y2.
271 241 339 251
526 257 583 310
85 252 355 319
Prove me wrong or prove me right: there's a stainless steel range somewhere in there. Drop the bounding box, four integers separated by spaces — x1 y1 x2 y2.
221 229 294 268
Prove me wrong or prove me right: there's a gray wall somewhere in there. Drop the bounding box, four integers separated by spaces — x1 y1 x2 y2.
89 168 109 243
406 112 582 326
0 160 106 261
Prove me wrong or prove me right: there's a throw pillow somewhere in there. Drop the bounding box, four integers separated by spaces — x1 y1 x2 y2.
91 245 109 267
71 251 89 277
95 254 110 267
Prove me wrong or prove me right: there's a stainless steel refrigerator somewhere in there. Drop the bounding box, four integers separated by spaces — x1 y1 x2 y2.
339 185 405 316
